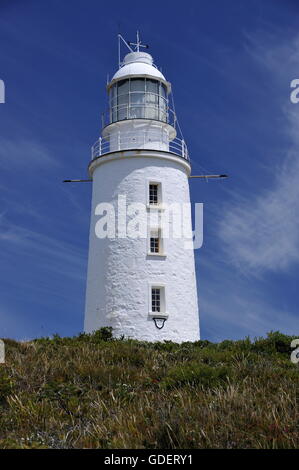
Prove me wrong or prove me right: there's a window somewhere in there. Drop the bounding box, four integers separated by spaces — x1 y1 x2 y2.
130 78 145 92
118 79 130 95
148 181 163 209
110 84 118 122
117 80 129 121
146 79 159 94
159 83 167 121
109 78 168 124
149 183 159 205
145 79 159 119
151 287 161 312
130 78 146 118
160 83 167 98
150 229 160 254
149 228 165 256
149 285 167 316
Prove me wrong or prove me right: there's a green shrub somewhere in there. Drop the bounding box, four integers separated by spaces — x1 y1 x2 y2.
91 327 113 342
252 331 295 356
192 340 212 349
160 362 232 389
152 341 180 352
0 371 14 402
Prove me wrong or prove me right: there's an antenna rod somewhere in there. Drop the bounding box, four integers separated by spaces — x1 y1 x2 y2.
63 179 92 183
189 174 228 179
137 30 140 52
118 33 121 68
62 175 228 183
117 33 134 53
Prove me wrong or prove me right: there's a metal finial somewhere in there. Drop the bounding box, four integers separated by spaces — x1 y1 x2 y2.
128 30 149 52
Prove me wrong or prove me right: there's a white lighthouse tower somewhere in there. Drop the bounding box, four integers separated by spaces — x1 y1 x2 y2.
84 35 200 342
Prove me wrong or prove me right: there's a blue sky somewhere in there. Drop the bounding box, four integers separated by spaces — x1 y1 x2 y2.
0 0 299 341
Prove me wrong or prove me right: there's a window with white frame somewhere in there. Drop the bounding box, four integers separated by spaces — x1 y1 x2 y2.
151 287 161 312
149 228 163 254
150 285 166 315
149 183 159 205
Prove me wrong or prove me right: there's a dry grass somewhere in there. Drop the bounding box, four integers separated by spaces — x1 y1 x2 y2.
0 329 298 449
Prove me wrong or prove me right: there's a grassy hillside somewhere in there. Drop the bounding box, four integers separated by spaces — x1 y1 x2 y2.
0 329 298 449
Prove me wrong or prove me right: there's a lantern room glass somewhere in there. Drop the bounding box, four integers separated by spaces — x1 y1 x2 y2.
109 78 168 123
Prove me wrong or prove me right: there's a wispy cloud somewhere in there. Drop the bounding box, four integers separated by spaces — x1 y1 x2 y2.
217 33 299 274
201 285 299 341
197 253 299 341
0 138 59 170
0 216 86 282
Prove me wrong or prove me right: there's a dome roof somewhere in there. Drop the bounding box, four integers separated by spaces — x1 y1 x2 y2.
111 51 167 83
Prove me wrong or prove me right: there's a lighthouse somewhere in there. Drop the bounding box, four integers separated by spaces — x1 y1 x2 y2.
84 34 200 342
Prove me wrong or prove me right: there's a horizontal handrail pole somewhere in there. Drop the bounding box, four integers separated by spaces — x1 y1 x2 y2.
189 174 228 179
63 179 92 183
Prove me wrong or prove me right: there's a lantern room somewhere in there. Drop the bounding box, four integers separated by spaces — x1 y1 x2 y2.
92 43 189 160
108 51 169 123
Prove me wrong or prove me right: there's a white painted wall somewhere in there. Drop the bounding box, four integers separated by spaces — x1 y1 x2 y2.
84 151 200 342
105 120 170 153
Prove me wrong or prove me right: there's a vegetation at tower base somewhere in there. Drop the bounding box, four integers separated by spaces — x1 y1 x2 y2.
0 330 298 449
